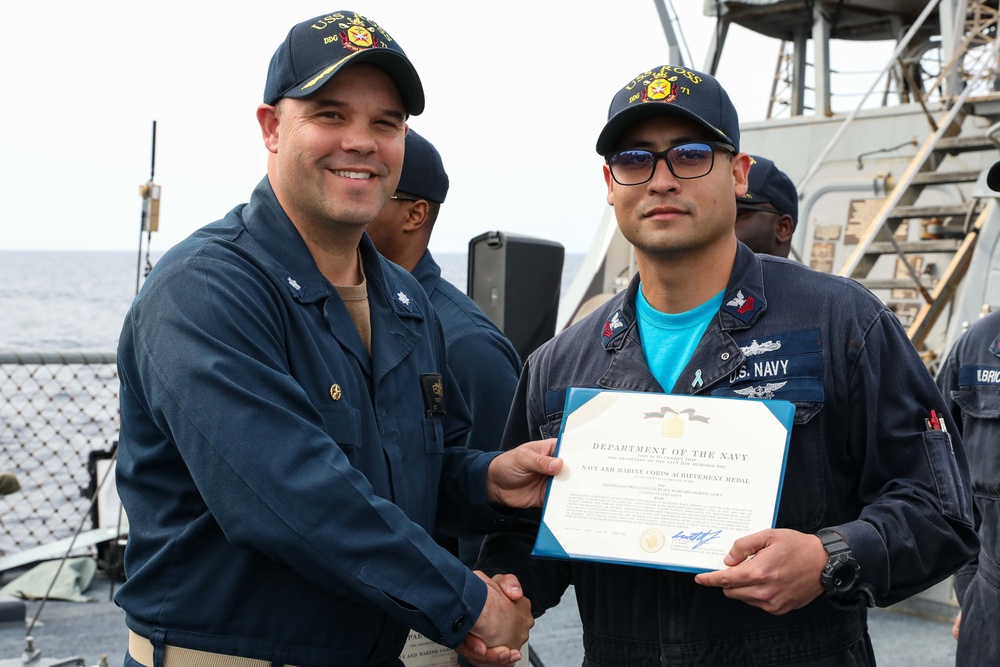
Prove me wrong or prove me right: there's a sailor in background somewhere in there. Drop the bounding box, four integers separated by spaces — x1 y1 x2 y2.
476 63 979 666
367 129 521 567
115 9 561 667
735 154 797 258
936 161 1000 666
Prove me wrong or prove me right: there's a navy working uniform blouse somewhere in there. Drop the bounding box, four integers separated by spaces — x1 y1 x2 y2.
116 177 513 666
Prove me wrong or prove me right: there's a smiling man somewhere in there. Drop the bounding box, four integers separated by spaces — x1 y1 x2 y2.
114 10 561 667
477 64 978 666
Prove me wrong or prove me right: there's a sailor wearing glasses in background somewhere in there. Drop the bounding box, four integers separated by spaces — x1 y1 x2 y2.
735 155 798 258
476 64 978 666
367 129 522 568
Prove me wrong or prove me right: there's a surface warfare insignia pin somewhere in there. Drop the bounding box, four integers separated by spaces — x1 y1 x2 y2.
602 310 626 342
740 339 781 356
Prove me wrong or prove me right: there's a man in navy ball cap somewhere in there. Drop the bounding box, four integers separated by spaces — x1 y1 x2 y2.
477 63 977 666
935 159 1000 666
368 130 522 569
735 154 798 257
115 10 560 667
367 133 521 566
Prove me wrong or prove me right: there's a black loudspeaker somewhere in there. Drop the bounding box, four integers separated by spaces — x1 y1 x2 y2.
468 231 564 362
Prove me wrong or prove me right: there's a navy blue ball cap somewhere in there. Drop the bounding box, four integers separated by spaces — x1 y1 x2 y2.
738 155 799 229
596 65 739 155
264 10 424 115
397 130 449 203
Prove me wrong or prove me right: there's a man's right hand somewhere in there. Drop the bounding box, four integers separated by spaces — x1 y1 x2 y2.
456 572 532 667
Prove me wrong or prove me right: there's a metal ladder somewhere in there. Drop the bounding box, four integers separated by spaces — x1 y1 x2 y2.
837 3 1000 359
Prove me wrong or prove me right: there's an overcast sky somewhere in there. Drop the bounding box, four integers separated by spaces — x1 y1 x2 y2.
1 2 891 254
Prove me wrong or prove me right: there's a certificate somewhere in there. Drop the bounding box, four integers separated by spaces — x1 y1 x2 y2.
533 388 793 573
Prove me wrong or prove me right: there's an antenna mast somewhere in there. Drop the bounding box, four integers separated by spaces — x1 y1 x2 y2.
136 120 161 295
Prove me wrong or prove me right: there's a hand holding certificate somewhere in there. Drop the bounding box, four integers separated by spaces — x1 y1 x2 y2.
533 388 793 573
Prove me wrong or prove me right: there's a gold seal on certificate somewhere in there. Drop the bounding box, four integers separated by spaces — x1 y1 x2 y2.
532 388 794 573
640 528 666 553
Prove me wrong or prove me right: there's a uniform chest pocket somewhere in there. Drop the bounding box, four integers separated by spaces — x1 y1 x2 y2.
951 386 1000 496
952 386 1000 420
423 416 444 454
317 401 362 463
540 389 568 440
775 399 826 531
540 413 564 440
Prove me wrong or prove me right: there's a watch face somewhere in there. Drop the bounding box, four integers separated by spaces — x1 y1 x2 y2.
828 554 860 592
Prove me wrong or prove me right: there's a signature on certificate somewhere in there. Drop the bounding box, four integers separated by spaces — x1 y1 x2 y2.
671 528 722 550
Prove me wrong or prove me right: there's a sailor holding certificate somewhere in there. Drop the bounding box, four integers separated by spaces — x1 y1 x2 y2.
476 64 978 666
533 389 794 573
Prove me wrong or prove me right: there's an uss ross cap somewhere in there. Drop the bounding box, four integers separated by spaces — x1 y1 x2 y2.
263 10 424 115
596 65 739 155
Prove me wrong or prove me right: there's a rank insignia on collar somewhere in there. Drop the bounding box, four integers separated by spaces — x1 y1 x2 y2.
723 288 762 323
282 272 306 298
602 310 627 345
391 284 416 313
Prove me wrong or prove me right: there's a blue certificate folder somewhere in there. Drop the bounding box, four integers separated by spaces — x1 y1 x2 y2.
531 388 795 573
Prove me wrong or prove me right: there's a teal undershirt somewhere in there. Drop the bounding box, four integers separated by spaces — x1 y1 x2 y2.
636 283 724 393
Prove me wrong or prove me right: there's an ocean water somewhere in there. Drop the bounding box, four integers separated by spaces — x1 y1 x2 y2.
0 250 584 351
0 247 584 554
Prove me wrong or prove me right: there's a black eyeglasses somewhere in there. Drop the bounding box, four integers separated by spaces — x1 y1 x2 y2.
389 195 419 202
736 204 782 216
606 141 736 186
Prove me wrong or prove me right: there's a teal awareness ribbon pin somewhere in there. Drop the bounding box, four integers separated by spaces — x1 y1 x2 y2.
691 369 704 388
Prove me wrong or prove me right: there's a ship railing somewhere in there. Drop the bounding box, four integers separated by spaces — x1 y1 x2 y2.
0 350 120 558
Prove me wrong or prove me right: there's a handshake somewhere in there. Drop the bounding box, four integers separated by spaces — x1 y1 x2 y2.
457 571 534 667
451 437 563 666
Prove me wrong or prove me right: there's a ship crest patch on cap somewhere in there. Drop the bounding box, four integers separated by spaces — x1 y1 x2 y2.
642 76 679 104
625 66 704 106
300 14 391 93
345 23 376 49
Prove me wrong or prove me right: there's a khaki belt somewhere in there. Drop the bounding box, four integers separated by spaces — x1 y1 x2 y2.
128 630 297 667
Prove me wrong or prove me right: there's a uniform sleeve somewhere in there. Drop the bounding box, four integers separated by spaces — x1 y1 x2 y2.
475 357 573 617
834 310 979 607
119 255 486 647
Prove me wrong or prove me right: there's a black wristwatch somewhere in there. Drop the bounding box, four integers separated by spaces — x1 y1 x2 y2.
817 529 860 595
